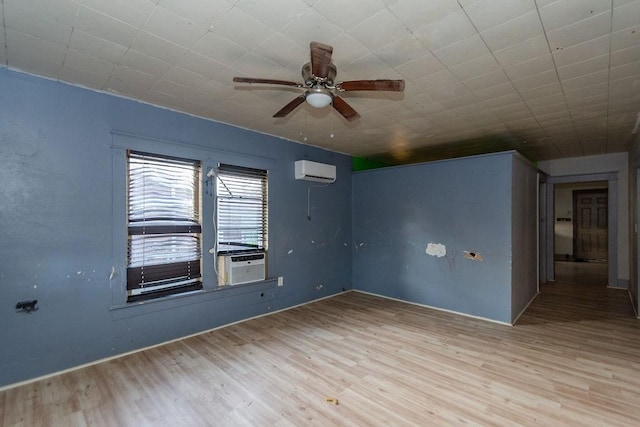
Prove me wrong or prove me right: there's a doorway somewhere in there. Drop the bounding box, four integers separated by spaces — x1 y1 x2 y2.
553 183 608 262
553 182 609 287
542 173 618 287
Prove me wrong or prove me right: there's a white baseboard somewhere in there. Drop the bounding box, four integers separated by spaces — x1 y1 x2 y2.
352 289 513 326
0 290 350 392
511 292 540 325
628 290 638 318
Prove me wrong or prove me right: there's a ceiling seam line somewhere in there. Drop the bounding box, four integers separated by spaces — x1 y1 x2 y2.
533 0 592 157
419 7 512 138
457 0 564 158
604 0 615 154
384 2 472 136
58 2 81 83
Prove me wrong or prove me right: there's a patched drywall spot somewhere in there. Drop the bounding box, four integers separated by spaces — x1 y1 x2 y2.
463 251 483 261
426 243 446 258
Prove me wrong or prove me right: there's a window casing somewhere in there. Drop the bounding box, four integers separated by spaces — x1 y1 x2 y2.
127 151 202 302
216 164 268 254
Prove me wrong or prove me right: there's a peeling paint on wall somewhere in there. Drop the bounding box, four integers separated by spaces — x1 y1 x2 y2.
332 228 341 240
426 243 446 258
445 249 458 270
463 251 483 261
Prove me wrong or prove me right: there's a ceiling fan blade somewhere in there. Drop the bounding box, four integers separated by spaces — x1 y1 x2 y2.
233 77 303 87
273 95 306 118
336 79 405 92
332 96 360 122
310 41 333 79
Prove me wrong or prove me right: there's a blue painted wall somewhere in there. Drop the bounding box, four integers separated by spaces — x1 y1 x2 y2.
352 152 515 323
0 69 352 387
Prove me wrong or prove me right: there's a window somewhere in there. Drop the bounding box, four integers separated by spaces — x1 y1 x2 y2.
126 151 202 302
216 164 268 254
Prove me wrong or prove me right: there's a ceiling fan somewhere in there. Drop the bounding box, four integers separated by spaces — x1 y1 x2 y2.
233 41 405 122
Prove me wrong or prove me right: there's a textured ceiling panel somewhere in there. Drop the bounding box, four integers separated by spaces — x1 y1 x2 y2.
1 0 639 164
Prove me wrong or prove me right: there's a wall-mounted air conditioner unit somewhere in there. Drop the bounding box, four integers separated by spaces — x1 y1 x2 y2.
294 160 336 183
217 252 266 286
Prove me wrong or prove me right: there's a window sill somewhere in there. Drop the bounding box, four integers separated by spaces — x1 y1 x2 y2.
109 277 278 319
212 277 277 292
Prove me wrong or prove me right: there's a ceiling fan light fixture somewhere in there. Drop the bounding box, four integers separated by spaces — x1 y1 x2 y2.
233 42 404 120
305 90 332 108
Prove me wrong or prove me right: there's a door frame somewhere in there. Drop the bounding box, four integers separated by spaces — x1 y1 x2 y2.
539 176 548 285
573 189 608 261
543 172 618 287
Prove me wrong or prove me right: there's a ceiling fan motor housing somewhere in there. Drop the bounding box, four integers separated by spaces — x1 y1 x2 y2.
302 62 337 87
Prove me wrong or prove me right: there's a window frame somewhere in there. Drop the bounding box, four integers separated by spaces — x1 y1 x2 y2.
125 150 203 302
110 131 276 309
216 163 268 256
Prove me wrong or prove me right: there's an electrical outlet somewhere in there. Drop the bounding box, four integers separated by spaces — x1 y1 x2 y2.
277 276 283 287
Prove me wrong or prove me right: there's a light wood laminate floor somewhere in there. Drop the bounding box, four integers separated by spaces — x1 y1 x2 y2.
1 262 639 426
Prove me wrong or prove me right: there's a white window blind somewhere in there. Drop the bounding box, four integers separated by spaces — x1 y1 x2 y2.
217 164 267 254
127 151 202 302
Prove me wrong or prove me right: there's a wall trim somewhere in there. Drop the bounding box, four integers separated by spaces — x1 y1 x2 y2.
109 278 279 320
608 279 629 290
111 130 277 166
628 291 638 317
352 290 513 326
512 292 540 325
0 290 350 392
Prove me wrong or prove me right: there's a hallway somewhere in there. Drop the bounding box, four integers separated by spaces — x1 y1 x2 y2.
521 260 634 323
553 260 609 287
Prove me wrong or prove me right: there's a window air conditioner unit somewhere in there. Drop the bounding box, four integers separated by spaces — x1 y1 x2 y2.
294 160 336 183
217 252 266 286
